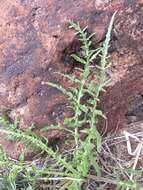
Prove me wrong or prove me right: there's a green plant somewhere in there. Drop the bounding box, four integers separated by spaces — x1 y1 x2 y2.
0 12 116 190
118 180 143 190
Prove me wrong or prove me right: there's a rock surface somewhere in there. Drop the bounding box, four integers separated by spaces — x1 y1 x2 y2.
0 0 143 158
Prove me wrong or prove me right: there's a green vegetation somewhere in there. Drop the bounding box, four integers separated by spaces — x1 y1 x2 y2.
0 13 141 190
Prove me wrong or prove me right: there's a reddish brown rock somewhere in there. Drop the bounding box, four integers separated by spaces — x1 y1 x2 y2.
0 0 143 158
99 0 143 132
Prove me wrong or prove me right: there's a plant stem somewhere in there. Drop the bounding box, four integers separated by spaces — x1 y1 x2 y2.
74 42 90 148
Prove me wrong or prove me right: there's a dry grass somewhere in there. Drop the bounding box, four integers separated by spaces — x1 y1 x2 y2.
98 121 143 189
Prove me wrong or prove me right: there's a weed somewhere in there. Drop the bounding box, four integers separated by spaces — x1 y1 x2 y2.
0 13 116 190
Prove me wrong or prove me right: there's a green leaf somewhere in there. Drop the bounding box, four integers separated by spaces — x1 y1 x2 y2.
70 87 79 96
92 128 102 152
79 104 88 113
19 151 25 162
44 82 74 100
82 26 88 33
94 110 107 119
89 49 101 62
87 32 96 40
71 54 86 65
69 181 82 190
0 145 8 161
0 112 10 128
40 124 61 132
55 72 81 84
91 157 101 176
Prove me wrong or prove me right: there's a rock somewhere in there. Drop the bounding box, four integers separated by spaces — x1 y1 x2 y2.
99 0 143 132
0 0 143 158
